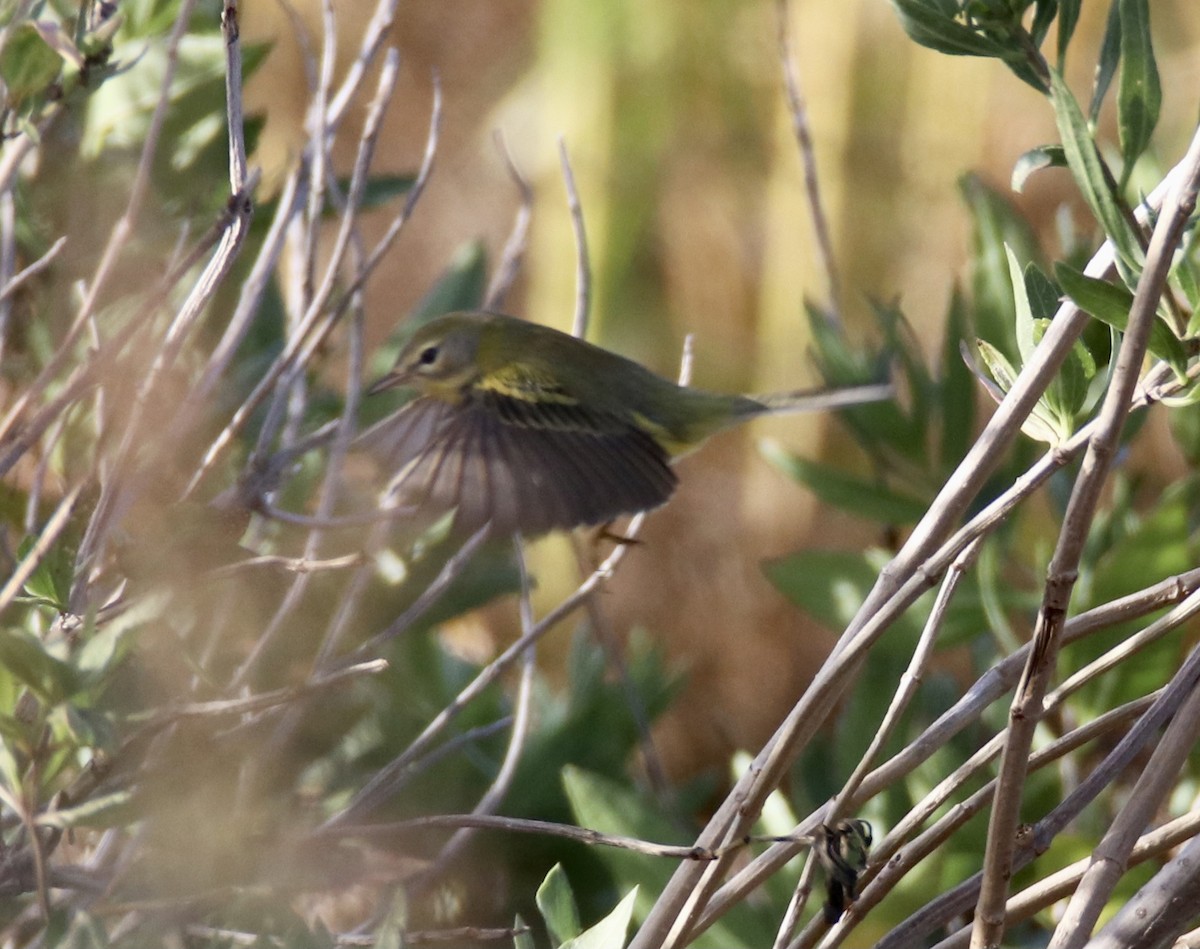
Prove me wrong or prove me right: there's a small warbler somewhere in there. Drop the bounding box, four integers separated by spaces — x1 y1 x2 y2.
360 310 890 537
817 818 874 924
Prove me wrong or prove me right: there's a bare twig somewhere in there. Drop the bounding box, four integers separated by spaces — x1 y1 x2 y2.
185 73 441 499
328 813 719 862
409 535 540 892
775 0 841 324
1047 679 1200 947
931 809 1200 949
0 0 203 449
559 138 592 339
484 130 534 311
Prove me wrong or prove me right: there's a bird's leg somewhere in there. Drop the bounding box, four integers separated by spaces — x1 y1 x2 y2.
591 521 642 547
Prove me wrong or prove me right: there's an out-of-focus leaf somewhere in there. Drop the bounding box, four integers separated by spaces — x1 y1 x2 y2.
561 887 637 949
0 629 79 704
1012 145 1066 193
1092 478 1200 600
1054 262 1188 376
810 300 928 468
760 441 927 525
75 594 164 682
764 551 896 635
1116 0 1160 185
1090 1 1122 122
38 790 135 829
1050 70 1141 270
0 23 62 104
32 20 84 70
537 865 581 946
17 534 72 612
961 174 1042 356
1176 252 1200 324
940 288 976 469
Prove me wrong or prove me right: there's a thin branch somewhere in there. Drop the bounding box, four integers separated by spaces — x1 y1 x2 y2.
184 73 441 499
775 0 841 324
930 809 1200 949
324 519 644 830
484 130 533 311
875 638 1200 948
408 535 541 894
0 236 66 305
327 814 719 862
1047 679 1200 948
0 0 203 450
558 138 592 339
692 560 1200 940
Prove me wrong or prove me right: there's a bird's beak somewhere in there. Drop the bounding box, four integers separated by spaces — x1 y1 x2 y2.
366 369 407 396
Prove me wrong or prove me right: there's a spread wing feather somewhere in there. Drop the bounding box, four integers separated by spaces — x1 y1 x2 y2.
355 392 677 536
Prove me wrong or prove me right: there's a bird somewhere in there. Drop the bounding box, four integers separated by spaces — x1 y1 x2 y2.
357 310 891 538
816 818 874 924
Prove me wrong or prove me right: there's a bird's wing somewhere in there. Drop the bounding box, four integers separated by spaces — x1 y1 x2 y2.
356 389 677 537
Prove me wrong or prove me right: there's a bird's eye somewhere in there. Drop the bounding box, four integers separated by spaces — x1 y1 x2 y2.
417 345 440 367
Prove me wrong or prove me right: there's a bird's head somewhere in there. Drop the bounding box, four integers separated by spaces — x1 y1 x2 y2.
367 313 485 402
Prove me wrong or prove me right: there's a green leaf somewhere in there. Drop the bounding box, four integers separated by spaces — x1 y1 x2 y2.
1054 262 1188 376
563 766 775 946
759 441 927 525
1029 1 1057 48
37 790 134 829
1036 316 1096 427
17 533 72 612
537 865 582 946
890 0 1010 58
1116 0 1160 185
561 888 638 949
0 629 79 704
940 288 976 469
75 594 163 683
763 551 890 634
1024 263 1061 322
973 340 1064 444
1007 246 1037 363
1012 145 1066 193
514 914 536 949
1056 0 1082 65
960 174 1042 357
320 174 416 219
1050 69 1141 270
0 23 63 104
1090 1 1122 122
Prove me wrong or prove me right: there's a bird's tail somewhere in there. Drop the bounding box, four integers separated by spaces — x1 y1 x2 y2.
744 382 893 416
